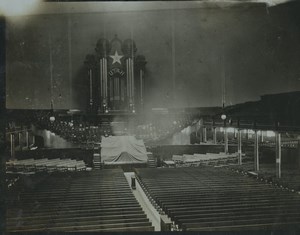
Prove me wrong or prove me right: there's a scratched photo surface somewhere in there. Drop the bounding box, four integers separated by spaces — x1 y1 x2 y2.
2 0 300 233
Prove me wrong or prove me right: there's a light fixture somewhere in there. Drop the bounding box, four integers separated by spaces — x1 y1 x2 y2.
49 116 55 123
221 114 227 120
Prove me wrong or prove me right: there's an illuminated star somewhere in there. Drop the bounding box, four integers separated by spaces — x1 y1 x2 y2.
109 51 123 64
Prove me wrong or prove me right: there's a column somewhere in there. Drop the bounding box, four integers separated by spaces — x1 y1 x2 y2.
198 119 203 144
26 131 29 148
10 133 15 159
224 128 228 154
238 129 242 165
89 68 93 110
203 127 207 143
246 129 249 141
140 69 144 110
18 132 22 150
275 132 281 178
260 130 264 143
213 127 217 144
32 135 35 146
254 130 259 171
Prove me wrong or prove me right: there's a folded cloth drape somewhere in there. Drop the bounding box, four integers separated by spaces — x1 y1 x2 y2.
101 136 148 164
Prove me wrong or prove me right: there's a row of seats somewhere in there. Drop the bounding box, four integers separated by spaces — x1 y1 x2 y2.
6 169 154 232
169 152 239 167
260 141 299 148
6 158 87 173
135 167 300 231
229 162 300 192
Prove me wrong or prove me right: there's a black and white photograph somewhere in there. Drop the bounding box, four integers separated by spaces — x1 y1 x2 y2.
1 0 300 233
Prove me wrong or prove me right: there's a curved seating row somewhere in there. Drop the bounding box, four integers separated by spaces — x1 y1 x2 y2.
6 158 86 173
6 169 154 232
229 163 300 192
171 152 238 167
135 167 300 231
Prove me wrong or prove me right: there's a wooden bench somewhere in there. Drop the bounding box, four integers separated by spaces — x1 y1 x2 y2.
136 167 300 231
7 169 154 232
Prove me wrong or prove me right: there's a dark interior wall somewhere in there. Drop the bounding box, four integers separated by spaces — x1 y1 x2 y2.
6 3 300 110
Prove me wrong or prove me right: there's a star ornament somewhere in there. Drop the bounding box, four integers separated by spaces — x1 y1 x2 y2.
109 51 123 65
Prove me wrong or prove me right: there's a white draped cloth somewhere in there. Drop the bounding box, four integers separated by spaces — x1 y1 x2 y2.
101 136 148 164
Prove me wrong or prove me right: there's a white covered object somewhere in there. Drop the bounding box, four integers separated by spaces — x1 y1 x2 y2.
101 136 148 164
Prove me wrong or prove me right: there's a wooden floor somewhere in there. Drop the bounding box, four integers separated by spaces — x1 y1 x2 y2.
136 167 300 231
6 169 154 232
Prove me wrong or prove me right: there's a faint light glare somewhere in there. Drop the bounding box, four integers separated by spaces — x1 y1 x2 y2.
181 126 191 135
248 130 255 134
258 0 293 7
266 130 275 137
0 0 41 16
45 130 51 139
227 127 235 133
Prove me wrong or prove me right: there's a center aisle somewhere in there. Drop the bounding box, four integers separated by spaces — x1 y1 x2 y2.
124 172 161 231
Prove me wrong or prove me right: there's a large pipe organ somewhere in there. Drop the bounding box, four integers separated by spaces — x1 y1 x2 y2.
84 35 147 114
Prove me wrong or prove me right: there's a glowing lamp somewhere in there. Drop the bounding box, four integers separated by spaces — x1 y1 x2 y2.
49 116 55 123
221 114 227 120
